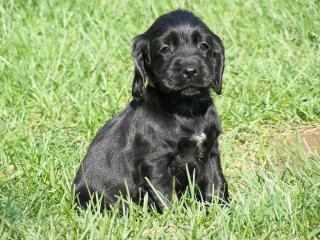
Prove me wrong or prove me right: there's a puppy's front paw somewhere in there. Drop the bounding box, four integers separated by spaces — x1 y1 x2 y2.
205 184 230 206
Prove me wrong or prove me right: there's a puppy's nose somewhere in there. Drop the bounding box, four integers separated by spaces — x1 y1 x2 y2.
182 67 198 79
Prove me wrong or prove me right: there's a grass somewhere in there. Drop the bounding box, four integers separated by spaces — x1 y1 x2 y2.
1 0 320 239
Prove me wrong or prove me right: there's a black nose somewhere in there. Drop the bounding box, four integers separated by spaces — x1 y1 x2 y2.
182 67 198 78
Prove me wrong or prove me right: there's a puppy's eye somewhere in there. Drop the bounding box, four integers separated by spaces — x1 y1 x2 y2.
160 45 171 55
199 42 210 51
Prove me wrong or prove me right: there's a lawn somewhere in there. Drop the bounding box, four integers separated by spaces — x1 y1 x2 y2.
1 0 320 239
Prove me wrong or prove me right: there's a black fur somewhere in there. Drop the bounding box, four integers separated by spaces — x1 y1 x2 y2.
73 9 229 212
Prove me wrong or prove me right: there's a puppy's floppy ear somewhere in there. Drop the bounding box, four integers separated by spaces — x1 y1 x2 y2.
131 34 150 100
210 36 225 95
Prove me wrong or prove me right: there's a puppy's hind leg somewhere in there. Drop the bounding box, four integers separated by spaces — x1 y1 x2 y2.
72 173 117 212
72 184 109 211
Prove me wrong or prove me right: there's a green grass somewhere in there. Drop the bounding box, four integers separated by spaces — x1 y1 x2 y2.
1 0 320 239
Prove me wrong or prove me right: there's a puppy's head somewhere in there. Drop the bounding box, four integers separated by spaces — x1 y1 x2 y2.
132 9 224 100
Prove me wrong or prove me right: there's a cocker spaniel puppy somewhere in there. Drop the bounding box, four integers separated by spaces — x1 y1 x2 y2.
73 9 229 212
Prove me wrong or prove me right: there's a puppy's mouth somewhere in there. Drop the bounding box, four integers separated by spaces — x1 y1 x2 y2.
179 86 203 96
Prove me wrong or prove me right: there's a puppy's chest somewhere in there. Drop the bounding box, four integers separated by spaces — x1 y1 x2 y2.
173 117 210 158
190 132 207 147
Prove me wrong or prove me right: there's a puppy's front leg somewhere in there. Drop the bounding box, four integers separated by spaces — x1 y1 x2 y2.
200 145 229 205
143 157 173 213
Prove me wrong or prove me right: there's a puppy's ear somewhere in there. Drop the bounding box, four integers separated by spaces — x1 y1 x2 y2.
212 49 224 95
210 36 225 95
131 35 150 100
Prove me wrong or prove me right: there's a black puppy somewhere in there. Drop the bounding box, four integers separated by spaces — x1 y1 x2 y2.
73 9 229 212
